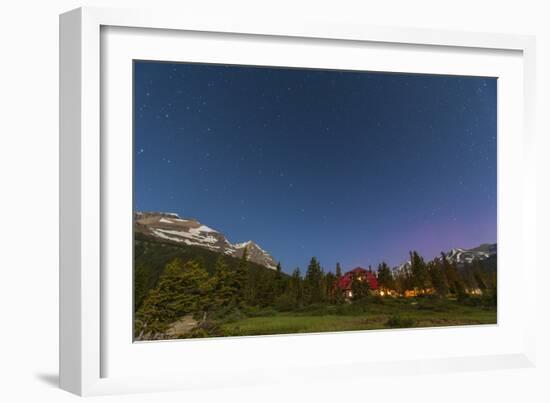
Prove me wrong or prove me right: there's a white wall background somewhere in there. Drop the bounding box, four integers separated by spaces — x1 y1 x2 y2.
1 0 548 401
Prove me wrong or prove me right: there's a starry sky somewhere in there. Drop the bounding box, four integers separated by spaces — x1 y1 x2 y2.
134 61 497 273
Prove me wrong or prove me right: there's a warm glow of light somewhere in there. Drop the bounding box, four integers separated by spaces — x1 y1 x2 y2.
380 291 385 296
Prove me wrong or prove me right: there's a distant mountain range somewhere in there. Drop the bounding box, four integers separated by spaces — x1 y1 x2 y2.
135 212 496 273
135 212 278 270
441 243 497 265
393 243 497 272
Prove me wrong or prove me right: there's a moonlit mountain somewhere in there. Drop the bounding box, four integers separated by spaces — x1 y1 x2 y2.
135 212 278 270
393 243 497 272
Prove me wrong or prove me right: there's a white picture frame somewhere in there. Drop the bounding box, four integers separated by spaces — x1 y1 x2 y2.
60 6 537 396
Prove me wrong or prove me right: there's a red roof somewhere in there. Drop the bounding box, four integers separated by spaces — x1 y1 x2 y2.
337 267 378 290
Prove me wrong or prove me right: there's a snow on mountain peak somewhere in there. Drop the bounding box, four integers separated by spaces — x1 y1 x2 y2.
135 212 277 270
234 240 253 248
392 243 497 271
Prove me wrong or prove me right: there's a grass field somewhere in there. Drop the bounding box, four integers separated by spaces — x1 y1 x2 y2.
212 297 497 337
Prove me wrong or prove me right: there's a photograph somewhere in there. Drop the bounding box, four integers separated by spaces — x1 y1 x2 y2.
133 61 497 341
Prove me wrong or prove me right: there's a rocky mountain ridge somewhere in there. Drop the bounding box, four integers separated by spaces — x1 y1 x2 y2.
135 212 278 270
393 243 497 272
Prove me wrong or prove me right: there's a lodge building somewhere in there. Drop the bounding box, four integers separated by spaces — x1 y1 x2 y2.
337 267 378 299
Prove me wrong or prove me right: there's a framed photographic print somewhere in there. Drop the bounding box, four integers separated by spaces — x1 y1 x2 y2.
132 61 498 341
60 6 537 396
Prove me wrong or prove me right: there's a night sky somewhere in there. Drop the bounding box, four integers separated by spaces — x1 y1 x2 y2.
134 61 497 273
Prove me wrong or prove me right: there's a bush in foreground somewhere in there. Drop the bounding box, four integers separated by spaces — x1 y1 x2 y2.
385 314 415 328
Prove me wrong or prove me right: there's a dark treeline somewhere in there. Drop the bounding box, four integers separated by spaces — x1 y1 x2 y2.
134 245 496 339
392 251 496 298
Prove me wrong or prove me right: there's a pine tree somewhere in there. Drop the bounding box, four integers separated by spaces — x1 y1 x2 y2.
235 247 249 307
410 251 431 294
256 269 276 307
325 272 336 303
304 257 323 304
473 263 487 292
134 263 149 311
351 271 370 301
334 263 344 304
335 262 342 279
394 265 413 295
461 267 478 293
245 268 259 306
212 255 238 309
427 260 449 297
440 253 465 296
376 262 394 293
274 262 285 297
136 258 211 338
320 267 327 302
288 267 303 307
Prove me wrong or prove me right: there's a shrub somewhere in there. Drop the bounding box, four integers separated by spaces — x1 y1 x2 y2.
482 286 497 307
337 301 368 315
243 305 278 317
361 295 384 305
458 294 488 308
416 297 450 312
356 298 371 308
385 314 415 328
222 310 247 323
273 294 298 312
209 305 244 320
297 303 330 315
